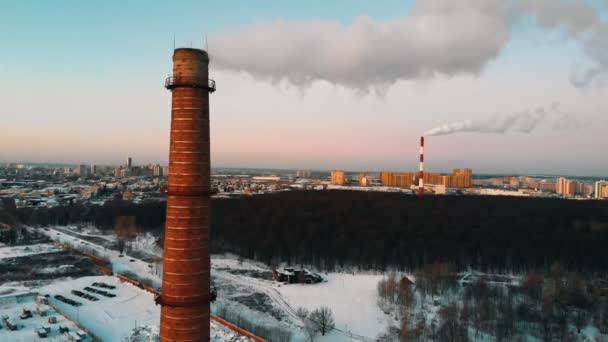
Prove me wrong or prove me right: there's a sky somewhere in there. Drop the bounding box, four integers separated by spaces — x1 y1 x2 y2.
0 0 607 176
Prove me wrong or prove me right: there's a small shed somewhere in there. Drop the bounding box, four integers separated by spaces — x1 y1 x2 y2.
6 319 18 331
37 305 49 316
20 308 32 319
37 328 48 338
68 331 82 341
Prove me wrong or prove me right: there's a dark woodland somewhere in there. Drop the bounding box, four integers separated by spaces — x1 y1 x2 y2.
2 191 608 273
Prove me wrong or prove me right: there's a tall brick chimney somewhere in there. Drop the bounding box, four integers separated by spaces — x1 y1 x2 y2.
160 48 215 341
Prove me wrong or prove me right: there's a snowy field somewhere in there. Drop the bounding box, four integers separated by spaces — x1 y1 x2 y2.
277 273 393 341
0 243 62 260
210 255 395 341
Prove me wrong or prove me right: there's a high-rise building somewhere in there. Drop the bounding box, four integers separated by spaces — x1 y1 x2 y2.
595 180 607 199
557 177 581 196
331 170 346 185
113 168 122 178
566 180 577 196
162 166 169 177
75 164 87 176
153 164 162 177
126 157 132 169
359 173 368 186
556 177 567 194
381 171 416 187
90 164 97 175
296 170 311 178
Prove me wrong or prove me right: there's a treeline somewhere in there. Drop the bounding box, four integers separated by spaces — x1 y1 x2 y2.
2 191 608 273
210 191 608 273
0 199 166 234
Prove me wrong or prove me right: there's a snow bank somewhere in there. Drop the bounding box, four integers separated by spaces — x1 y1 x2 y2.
0 243 62 260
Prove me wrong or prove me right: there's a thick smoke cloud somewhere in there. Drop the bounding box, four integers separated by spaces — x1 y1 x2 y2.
210 0 608 90
210 0 510 90
424 104 588 136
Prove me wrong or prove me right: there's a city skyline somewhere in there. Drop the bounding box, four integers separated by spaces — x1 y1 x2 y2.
1 1 608 176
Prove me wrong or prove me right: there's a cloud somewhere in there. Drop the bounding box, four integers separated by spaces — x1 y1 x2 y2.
209 0 608 90
210 0 510 90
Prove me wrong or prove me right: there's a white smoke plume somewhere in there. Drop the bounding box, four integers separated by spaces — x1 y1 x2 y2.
516 0 608 87
210 0 510 90
424 104 589 136
209 0 608 90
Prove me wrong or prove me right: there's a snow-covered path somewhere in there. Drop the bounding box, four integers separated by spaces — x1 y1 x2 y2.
30 226 162 287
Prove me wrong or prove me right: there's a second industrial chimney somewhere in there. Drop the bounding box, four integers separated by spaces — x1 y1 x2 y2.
418 136 424 196
159 48 216 341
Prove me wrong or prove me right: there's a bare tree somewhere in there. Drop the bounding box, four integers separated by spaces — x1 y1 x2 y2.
303 320 318 342
521 272 544 301
400 313 409 342
438 303 460 342
310 307 335 336
574 309 587 334
296 307 309 321
117 238 126 254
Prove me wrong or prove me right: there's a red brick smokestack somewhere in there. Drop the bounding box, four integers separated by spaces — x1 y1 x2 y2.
159 48 215 341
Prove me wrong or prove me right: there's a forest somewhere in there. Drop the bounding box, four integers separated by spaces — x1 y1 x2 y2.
1 191 608 273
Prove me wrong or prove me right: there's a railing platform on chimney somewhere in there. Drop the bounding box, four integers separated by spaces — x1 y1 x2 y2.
165 76 216 92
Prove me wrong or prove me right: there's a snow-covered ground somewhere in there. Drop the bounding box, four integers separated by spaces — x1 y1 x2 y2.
32 226 162 287
0 275 255 341
0 243 62 260
210 255 394 341
277 273 392 341
16 231 390 341
0 293 86 342
40 275 158 341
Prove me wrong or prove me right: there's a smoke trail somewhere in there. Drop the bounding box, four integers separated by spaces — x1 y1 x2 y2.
424 104 589 136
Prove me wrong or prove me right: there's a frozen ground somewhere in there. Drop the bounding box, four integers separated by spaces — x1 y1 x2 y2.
32 226 162 287
0 243 62 260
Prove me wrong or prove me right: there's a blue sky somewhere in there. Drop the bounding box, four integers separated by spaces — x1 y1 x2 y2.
1 1 607 176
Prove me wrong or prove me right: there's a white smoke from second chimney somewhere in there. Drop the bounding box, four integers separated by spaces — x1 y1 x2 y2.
424 104 588 137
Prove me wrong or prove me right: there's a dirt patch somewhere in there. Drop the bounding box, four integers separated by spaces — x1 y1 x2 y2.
0 251 99 284
231 292 287 322
215 268 273 280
